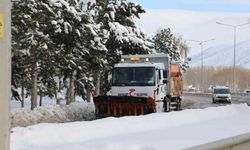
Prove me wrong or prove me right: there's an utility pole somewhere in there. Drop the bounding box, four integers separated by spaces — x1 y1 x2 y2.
0 0 11 150
216 21 250 93
188 39 215 93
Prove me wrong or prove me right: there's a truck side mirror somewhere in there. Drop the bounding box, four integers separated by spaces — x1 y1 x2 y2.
163 79 168 84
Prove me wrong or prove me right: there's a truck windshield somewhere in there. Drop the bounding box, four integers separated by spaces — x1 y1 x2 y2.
112 67 155 86
213 89 230 94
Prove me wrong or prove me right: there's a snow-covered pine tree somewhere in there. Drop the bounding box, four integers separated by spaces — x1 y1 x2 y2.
172 35 190 71
152 29 190 71
47 0 87 104
93 0 153 95
47 0 109 103
98 0 153 66
11 50 29 108
12 0 59 110
153 28 180 61
12 1 31 106
12 0 153 105
77 0 109 97
173 35 189 59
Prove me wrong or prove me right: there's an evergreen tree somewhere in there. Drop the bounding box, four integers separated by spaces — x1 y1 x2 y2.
173 35 189 59
96 0 152 67
12 0 153 105
173 35 190 71
93 0 153 94
48 0 109 103
152 28 190 71
153 28 179 61
12 0 59 110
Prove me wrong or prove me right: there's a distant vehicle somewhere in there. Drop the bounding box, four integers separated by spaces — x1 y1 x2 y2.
212 86 231 103
243 89 250 94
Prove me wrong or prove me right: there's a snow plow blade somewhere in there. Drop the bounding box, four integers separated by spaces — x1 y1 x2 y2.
93 96 156 117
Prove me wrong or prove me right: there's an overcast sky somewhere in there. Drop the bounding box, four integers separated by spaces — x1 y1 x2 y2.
131 0 250 56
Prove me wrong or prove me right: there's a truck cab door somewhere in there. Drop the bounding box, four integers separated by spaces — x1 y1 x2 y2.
155 69 166 112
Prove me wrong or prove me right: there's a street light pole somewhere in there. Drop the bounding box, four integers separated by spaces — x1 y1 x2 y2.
234 26 236 93
188 39 215 93
0 0 11 150
216 21 250 92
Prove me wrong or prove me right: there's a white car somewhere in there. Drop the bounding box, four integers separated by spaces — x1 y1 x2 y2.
212 86 231 103
243 89 250 94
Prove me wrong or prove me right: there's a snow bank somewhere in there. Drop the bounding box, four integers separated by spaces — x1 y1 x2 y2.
11 102 95 128
11 104 250 150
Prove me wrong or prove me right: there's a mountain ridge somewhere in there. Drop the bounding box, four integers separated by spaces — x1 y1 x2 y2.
189 39 250 68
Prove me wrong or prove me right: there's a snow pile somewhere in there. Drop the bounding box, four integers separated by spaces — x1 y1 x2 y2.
11 104 250 150
11 102 95 128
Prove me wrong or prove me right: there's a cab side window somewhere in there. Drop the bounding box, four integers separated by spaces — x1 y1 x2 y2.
163 70 167 79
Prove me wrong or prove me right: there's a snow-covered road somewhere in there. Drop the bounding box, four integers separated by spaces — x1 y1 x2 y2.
11 103 250 150
182 94 250 109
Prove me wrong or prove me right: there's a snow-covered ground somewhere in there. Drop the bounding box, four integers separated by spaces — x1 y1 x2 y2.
11 103 250 150
11 101 95 128
10 96 95 128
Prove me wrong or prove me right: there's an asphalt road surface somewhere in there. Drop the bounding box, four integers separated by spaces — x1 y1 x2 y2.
182 94 250 109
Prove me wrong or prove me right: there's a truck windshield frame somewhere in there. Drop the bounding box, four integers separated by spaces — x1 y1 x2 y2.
112 67 155 86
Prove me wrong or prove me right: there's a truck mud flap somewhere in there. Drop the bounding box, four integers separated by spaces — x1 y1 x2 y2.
94 96 156 117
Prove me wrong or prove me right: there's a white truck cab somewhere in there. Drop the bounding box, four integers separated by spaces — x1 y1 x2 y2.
212 86 231 103
111 60 167 112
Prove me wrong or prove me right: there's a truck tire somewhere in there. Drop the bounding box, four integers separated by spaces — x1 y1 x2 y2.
165 97 172 112
212 98 216 104
176 99 182 111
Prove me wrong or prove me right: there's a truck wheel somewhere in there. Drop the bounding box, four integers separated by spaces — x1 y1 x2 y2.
212 98 216 104
176 101 182 111
166 101 171 112
163 98 171 112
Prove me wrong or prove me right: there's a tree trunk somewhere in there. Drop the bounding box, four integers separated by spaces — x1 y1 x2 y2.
21 86 24 108
103 71 110 95
31 63 38 110
55 80 62 105
86 86 91 103
39 94 42 107
95 73 101 96
67 76 75 105
55 92 61 105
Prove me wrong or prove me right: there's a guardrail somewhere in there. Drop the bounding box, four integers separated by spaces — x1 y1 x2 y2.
184 132 250 150
183 92 250 99
183 92 212 97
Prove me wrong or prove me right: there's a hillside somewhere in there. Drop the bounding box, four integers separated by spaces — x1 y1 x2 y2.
189 39 250 68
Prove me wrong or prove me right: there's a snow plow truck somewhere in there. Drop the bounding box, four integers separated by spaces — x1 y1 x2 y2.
93 54 183 117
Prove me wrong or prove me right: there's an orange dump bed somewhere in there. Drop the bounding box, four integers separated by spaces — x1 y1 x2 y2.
170 64 183 96
171 64 181 77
